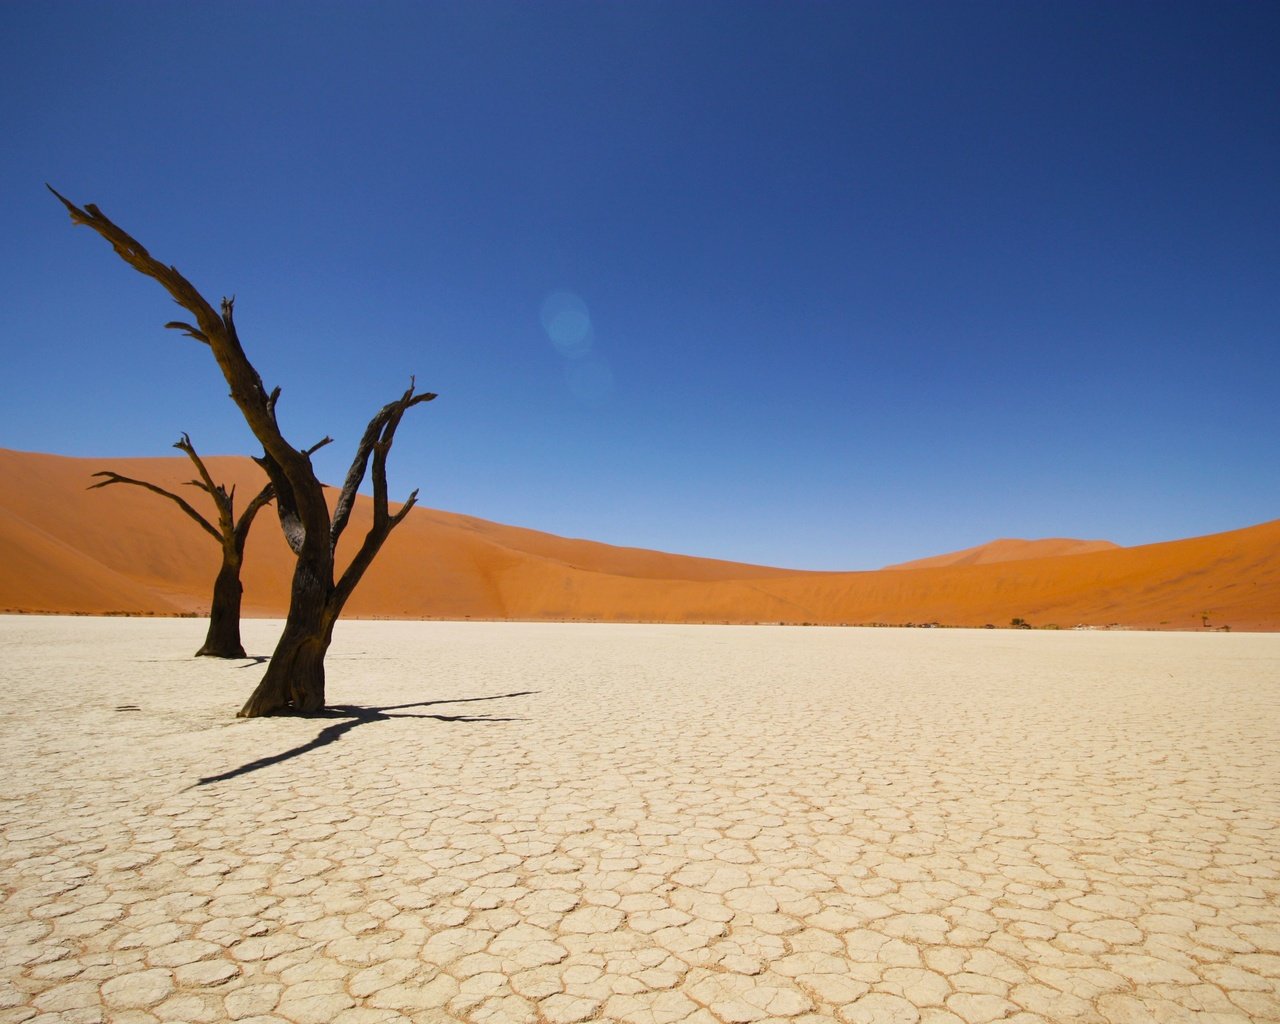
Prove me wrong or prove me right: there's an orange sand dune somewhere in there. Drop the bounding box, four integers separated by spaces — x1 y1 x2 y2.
1 448 1275 630
884 536 1120 570
0 449 798 619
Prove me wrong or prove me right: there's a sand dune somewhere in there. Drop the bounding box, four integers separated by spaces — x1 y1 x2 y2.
883 535 1120 570
1 447 1275 630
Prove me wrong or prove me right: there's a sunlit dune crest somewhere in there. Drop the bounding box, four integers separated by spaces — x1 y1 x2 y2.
1 448 1275 631
883 536 1121 571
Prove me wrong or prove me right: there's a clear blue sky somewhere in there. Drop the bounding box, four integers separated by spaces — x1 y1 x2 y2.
2 1 1277 569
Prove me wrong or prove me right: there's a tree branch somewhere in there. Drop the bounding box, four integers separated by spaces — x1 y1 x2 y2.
172 432 233 532
164 321 210 344
249 434 334 558
88 471 222 543
330 382 434 612
330 381 435 547
329 410 391 547
233 482 276 553
49 185 225 348
389 487 421 529
252 451 306 556
51 185 332 548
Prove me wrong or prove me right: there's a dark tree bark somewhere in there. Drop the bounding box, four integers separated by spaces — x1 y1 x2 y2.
89 434 274 658
240 390 430 717
54 187 434 716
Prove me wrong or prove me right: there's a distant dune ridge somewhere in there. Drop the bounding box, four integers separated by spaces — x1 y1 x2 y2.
883 536 1120 570
1 448 1275 630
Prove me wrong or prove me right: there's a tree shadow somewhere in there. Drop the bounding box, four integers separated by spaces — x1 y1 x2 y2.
195 691 536 786
235 655 271 667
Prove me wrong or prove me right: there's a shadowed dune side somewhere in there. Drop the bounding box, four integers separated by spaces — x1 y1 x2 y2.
0 448 1276 630
0 505 183 615
0 451 276 615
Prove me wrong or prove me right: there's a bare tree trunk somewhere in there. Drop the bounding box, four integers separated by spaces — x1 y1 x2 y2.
197 556 247 658
238 553 335 715
89 434 273 660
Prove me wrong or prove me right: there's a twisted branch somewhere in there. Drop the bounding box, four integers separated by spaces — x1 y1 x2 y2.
88 471 222 543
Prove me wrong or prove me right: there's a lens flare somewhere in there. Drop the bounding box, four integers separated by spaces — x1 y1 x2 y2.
540 290 593 358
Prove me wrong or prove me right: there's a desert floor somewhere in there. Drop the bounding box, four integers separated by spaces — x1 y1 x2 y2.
1 618 1278 1024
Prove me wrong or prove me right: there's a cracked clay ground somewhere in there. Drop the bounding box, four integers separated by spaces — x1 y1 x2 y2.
1 617 1278 1024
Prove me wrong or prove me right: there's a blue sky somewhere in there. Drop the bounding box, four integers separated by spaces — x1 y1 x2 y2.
2 1 1277 569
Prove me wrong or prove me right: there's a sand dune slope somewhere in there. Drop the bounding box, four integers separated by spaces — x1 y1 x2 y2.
884 536 1120 570
1 448 1275 629
0 449 796 619
0 504 182 615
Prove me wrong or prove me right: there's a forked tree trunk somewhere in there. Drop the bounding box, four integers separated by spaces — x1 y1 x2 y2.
235 392 426 717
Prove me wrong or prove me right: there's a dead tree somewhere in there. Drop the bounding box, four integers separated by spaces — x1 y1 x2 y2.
90 434 274 658
53 187 435 717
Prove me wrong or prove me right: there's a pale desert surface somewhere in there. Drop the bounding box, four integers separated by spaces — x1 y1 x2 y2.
2 448 1278 631
2 617 1278 1024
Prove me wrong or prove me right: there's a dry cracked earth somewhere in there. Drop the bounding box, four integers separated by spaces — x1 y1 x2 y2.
1 617 1278 1024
